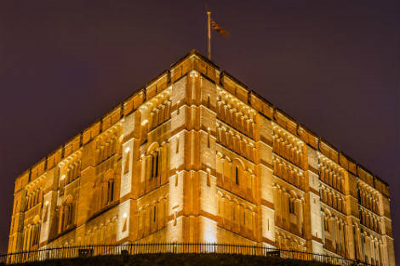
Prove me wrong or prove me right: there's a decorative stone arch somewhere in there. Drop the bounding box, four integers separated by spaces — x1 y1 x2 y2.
146 142 161 180
59 195 75 232
147 142 160 154
223 156 232 182
33 215 40 224
64 194 74 204
246 168 254 191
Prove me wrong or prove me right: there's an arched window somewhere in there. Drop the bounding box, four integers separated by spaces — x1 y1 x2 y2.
324 217 329 231
61 196 75 232
235 166 239 185
289 198 295 214
107 179 115 204
232 159 245 187
151 151 159 179
65 203 74 228
32 224 40 246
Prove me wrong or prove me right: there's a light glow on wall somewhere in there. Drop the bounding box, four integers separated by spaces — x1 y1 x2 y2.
203 220 217 244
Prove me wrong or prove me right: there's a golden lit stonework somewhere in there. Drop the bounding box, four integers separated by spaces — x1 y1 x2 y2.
8 50 395 266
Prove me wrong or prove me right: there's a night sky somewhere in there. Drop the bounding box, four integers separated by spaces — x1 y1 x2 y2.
0 0 398 262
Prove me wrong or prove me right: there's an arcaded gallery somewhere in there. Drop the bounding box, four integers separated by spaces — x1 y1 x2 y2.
8 50 395 266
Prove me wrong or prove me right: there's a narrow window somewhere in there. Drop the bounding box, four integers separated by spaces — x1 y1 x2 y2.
150 151 159 179
324 218 329 232
124 151 130 174
108 180 114 203
153 206 157 222
177 101 181 115
289 199 295 214
155 152 159 177
207 128 211 148
207 169 211 186
43 205 49 222
150 155 154 179
122 216 127 232
235 167 239 185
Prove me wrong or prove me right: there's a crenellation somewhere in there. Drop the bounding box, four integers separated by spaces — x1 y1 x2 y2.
297 125 319 149
123 89 146 116
358 166 375 187
273 109 298 136
220 72 248 103
8 50 395 266
374 178 390 199
46 148 63 170
318 140 339 164
145 71 170 100
249 91 274 120
63 134 82 158
101 105 122 132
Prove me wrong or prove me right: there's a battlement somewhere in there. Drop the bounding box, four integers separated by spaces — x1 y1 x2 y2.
15 49 390 198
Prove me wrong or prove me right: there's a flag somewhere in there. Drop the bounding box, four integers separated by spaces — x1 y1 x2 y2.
211 19 229 37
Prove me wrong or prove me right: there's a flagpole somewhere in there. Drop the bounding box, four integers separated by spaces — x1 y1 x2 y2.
207 11 211 60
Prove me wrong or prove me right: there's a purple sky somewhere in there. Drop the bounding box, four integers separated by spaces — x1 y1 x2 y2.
0 0 398 262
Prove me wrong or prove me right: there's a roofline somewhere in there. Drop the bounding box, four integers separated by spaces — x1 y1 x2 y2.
170 49 220 70
14 49 391 189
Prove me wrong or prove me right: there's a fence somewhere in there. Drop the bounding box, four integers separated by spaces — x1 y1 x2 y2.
0 243 369 266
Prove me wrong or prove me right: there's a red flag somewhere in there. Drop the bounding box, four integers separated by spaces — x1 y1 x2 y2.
211 19 229 38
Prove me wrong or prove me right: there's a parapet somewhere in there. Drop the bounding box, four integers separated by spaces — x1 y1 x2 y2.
14 49 390 198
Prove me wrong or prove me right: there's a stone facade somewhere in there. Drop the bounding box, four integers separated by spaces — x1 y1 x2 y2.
8 50 395 266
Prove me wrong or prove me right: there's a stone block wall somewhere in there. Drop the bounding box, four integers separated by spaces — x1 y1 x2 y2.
8 50 395 266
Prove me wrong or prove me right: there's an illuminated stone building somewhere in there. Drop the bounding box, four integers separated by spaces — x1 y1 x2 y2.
8 50 395 265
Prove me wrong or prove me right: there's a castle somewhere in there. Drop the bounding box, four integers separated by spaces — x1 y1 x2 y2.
8 50 395 266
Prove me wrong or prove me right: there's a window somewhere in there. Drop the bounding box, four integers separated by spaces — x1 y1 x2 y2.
324 217 329 232
32 225 40 246
62 202 74 231
43 205 49 222
107 179 115 204
151 151 159 179
207 128 211 148
235 167 239 185
124 151 130 174
153 206 157 222
289 199 295 214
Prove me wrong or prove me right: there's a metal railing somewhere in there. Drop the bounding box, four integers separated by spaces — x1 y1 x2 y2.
0 243 369 266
